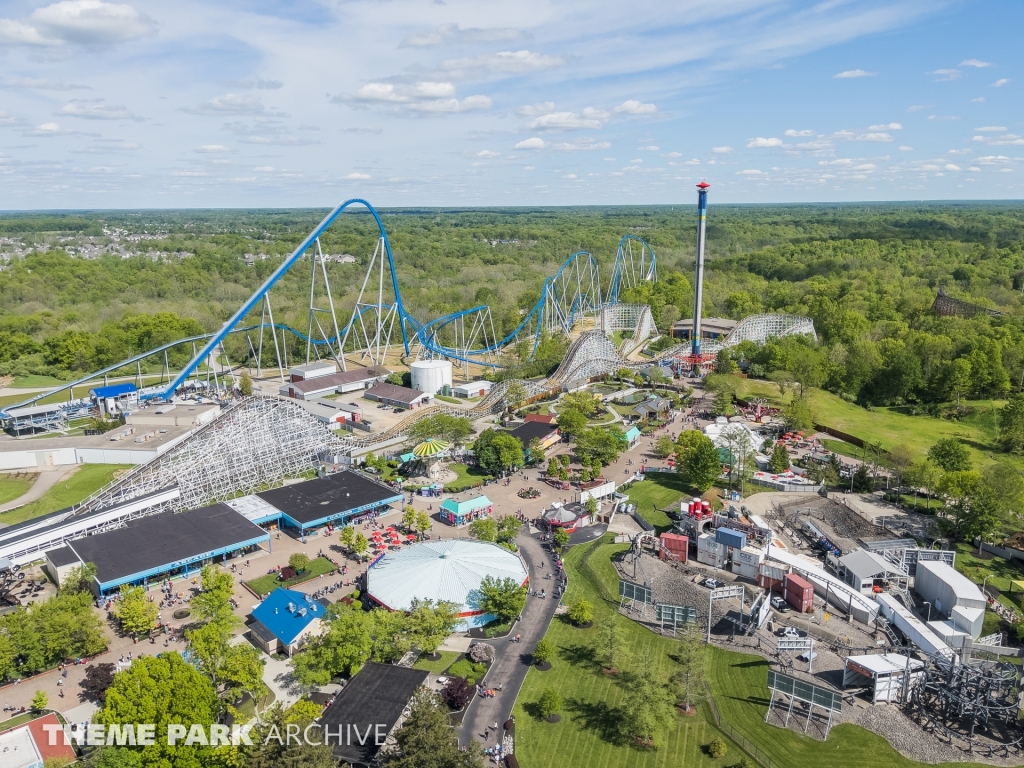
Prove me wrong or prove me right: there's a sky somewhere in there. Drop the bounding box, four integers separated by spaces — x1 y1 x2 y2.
0 0 1021 209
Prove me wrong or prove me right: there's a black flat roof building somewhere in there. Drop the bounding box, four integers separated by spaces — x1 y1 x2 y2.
255 471 402 530
320 662 428 766
506 420 559 446
66 503 269 593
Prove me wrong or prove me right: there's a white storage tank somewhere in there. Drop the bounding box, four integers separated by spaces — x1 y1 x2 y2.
410 359 453 394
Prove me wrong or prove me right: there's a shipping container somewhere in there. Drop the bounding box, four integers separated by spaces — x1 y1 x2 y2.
784 572 814 613
697 533 724 553
696 549 725 568
715 528 747 550
659 533 688 562
735 561 759 579
738 546 763 566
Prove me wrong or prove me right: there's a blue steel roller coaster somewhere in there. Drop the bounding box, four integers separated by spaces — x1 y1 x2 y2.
0 199 658 415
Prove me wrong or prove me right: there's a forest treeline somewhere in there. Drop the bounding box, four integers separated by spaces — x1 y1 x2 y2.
1 203 1024 410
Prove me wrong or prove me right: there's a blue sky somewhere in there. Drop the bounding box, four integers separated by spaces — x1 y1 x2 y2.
0 0 1020 208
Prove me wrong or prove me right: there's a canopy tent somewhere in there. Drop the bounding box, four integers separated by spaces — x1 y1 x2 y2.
412 439 450 458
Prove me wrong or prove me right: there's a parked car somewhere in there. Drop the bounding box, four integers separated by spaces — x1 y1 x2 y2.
703 578 721 589
770 596 790 612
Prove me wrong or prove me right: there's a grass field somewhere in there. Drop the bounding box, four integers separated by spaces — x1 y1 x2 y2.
244 556 339 597
412 650 461 674
953 542 1024 618
0 464 130 525
736 381 1011 469
0 472 37 506
621 474 692 533
517 534 1011 768
444 462 492 492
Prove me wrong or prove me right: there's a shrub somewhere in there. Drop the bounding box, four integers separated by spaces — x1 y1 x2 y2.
707 738 728 759
469 642 495 663
533 639 554 665
537 687 562 718
567 597 594 626
441 677 474 710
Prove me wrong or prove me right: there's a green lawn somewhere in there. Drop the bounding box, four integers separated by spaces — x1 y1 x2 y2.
9 374 69 388
413 650 461 674
444 462 492 493
819 438 866 462
514 538 739 768
0 464 130 525
435 395 462 404
244 556 339 597
622 474 692 533
518 534 1012 768
736 380 1012 470
0 472 37 506
953 543 1024 614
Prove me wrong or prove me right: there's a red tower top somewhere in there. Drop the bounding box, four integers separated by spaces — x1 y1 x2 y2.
696 181 710 189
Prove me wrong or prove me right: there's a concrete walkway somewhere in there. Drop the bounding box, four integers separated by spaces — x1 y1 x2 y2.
0 465 78 515
458 529 562 750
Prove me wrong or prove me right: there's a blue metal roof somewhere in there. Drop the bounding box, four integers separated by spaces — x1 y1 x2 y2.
624 426 641 441
252 587 323 645
90 382 137 398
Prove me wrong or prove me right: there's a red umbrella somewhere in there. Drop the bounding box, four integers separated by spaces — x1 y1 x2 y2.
385 526 396 532
370 531 383 538
405 534 417 541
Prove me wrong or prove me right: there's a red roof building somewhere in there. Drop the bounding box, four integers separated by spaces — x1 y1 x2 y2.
524 413 557 424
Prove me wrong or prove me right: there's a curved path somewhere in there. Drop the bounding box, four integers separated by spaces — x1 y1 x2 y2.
0 466 78 517
457 524 606 751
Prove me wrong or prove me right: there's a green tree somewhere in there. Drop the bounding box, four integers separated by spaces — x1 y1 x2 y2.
781 396 814 431
546 457 559 476
948 358 972 407
620 653 673 747
288 552 310 573
585 496 599 519
998 393 1024 454
478 575 527 623
292 605 374 684
244 703 336 768
415 510 432 536
552 527 570 551
767 443 790 473
58 561 97 595
886 444 915 492
402 506 417 530
767 369 794 399
31 689 47 713
112 584 158 638
340 524 356 549
707 737 729 759
556 407 587 439
526 436 546 465
532 638 554 666
352 531 370 558
567 597 593 626
852 463 872 492
597 615 626 673
786 345 825 397
537 687 563 718
504 381 528 412
239 370 253 396
496 515 521 550
672 623 707 712
387 688 485 768
468 516 498 542
96 652 222 768
407 599 461 656
928 438 972 473
574 426 624 466
562 391 601 416
653 435 676 458
220 643 266 707
474 428 524 475
676 431 722 492
409 413 473 445
715 348 738 374
190 564 237 629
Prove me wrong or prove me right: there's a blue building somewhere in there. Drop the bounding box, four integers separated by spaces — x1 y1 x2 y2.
249 588 326 656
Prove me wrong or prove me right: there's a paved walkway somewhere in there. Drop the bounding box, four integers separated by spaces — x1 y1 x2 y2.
0 465 78 515
458 529 562 750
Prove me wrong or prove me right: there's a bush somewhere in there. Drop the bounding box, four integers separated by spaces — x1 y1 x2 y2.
441 677 474 710
707 738 728 759
448 659 487 680
567 597 593 626
469 642 495 663
537 687 562 718
533 639 554 665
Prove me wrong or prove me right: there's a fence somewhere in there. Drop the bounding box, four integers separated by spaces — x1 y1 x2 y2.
704 684 782 768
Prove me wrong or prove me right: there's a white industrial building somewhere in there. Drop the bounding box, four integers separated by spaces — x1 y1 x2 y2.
914 560 987 639
844 653 925 704
410 359 453 394
278 366 390 400
452 380 493 398
838 550 900 594
289 361 337 381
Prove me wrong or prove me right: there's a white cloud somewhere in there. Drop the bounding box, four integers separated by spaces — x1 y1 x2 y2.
664 151 681 157
527 108 608 130
975 126 1007 132
564 174 578 179
993 78 1010 87
227 78 283 91
253 166 274 173
854 132 893 142
927 114 960 121
960 59 992 68
747 137 782 148
972 97 986 103
930 68 961 81
194 144 230 154
0 77 89 90
436 50 564 79
59 100 140 120
344 172 371 179
869 122 902 130
1 1 157 47
552 139 611 151
737 169 764 175
183 93 275 116
907 105 929 112
834 69 875 78
712 146 732 154
613 100 657 115
517 102 556 116
400 23 526 48
638 145 659 151
972 133 1024 146
899 145 914 151
346 82 490 114
476 150 501 158
514 137 546 150
784 129 815 137
944 164 961 171
684 159 700 165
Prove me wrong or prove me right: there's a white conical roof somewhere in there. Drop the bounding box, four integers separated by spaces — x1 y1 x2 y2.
366 538 528 616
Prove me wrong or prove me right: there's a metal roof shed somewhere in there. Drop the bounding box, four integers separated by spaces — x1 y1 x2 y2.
914 560 986 616
838 550 898 593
